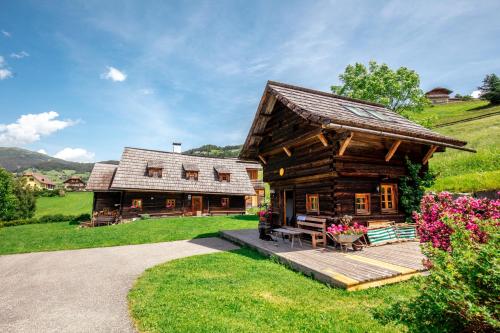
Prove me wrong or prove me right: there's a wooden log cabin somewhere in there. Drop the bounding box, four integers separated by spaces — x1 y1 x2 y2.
239 81 475 226
86 147 258 219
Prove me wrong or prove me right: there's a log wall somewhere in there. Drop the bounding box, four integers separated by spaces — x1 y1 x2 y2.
260 102 429 225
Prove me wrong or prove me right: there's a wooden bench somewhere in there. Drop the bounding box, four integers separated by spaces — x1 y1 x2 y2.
295 215 328 248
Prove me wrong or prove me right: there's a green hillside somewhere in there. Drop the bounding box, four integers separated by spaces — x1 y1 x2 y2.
183 144 242 158
409 100 500 127
426 102 499 193
0 147 94 173
35 192 93 217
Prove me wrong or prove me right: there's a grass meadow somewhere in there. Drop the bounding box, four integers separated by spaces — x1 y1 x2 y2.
0 215 257 255
35 191 93 217
128 248 416 333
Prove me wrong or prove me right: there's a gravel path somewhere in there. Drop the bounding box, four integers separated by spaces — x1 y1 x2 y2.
0 238 239 333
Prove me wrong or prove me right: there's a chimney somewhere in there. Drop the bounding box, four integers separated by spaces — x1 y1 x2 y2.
172 142 182 153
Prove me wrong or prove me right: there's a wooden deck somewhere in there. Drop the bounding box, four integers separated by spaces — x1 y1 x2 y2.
220 229 426 291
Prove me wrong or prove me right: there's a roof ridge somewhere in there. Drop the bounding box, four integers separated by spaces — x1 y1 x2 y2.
267 80 387 108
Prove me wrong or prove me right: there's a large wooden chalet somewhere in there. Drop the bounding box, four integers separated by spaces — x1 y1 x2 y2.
86 147 259 218
240 81 474 226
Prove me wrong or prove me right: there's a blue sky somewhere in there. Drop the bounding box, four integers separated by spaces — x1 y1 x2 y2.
1 0 499 162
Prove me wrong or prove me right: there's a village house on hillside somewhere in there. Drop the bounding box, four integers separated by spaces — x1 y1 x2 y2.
63 176 86 191
425 87 453 104
21 172 55 190
86 146 263 219
240 81 473 226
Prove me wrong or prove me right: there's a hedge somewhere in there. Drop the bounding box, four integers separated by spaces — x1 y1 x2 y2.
0 213 91 228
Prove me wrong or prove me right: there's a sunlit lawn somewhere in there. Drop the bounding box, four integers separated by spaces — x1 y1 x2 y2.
35 191 93 217
0 215 257 255
129 248 416 333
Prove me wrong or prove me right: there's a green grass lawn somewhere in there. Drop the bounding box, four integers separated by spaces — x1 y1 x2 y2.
0 215 257 255
410 100 500 127
128 248 416 333
35 191 93 217
429 114 500 192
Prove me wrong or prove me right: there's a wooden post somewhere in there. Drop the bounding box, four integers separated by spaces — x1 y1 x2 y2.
338 132 354 156
283 146 292 157
385 140 402 162
258 154 267 165
317 133 329 147
422 145 438 165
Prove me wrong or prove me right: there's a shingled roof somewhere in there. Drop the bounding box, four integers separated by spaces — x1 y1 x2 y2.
86 163 117 191
107 147 255 195
240 81 472 159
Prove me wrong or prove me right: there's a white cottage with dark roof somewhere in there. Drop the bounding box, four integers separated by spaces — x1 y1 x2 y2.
87 147 260 218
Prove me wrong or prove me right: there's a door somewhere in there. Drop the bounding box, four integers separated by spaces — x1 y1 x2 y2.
192 196 203 215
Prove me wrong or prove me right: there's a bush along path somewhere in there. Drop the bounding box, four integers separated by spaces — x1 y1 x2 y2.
377 193 500 332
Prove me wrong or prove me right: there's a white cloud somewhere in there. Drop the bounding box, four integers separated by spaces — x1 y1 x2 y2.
0 111 76 146
54 148 95 162
471 90 482 99
0 55 13 80
1 30 11 37
0 68 12 80
10 51 29 59
37 149 47 155
101 66 127 82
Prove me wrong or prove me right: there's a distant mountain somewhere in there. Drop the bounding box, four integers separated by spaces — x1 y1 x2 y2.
183 144 242 158
0 147 117 173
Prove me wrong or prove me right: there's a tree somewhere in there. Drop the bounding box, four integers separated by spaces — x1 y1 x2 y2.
0 168 20 220
331 61 429 115
0 167 36 221
478 73 500 105
13 177 36 219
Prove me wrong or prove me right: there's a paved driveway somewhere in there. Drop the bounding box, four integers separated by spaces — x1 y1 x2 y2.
0 238 239 333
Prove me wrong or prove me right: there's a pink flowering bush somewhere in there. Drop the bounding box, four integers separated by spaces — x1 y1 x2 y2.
414 192 500 251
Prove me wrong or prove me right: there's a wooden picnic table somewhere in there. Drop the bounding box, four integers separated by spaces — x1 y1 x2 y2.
272 228 303 248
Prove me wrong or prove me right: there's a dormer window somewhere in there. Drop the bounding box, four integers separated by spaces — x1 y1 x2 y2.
215 166 230 182
183 163 199 181
186 171 198 181
147 160 163 178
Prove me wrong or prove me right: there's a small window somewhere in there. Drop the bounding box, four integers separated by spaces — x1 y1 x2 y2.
221 197 229 208
306 194 319 213
186 171 198 181
344 105 372 118
148 168 162 178
365 109 386 120
355 193 371 215
166 199 176 209
131 199 142 209
247 169 258 180
220 173 230 182
381 184 398 213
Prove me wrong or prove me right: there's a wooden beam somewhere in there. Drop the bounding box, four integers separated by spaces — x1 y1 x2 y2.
385 140 402 162
337 132 354 156
283 147 292 157
260 129 323 156
265 94 277 114
317 133 329 147
422 145 438 165
258 154 267 165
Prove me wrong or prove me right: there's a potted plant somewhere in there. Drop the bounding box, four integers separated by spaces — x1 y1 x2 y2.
327 215 367 245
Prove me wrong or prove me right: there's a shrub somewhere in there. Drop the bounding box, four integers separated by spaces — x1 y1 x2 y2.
0 213 91 228
399 158 435 221
376 218 499 332
414 192 499 251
